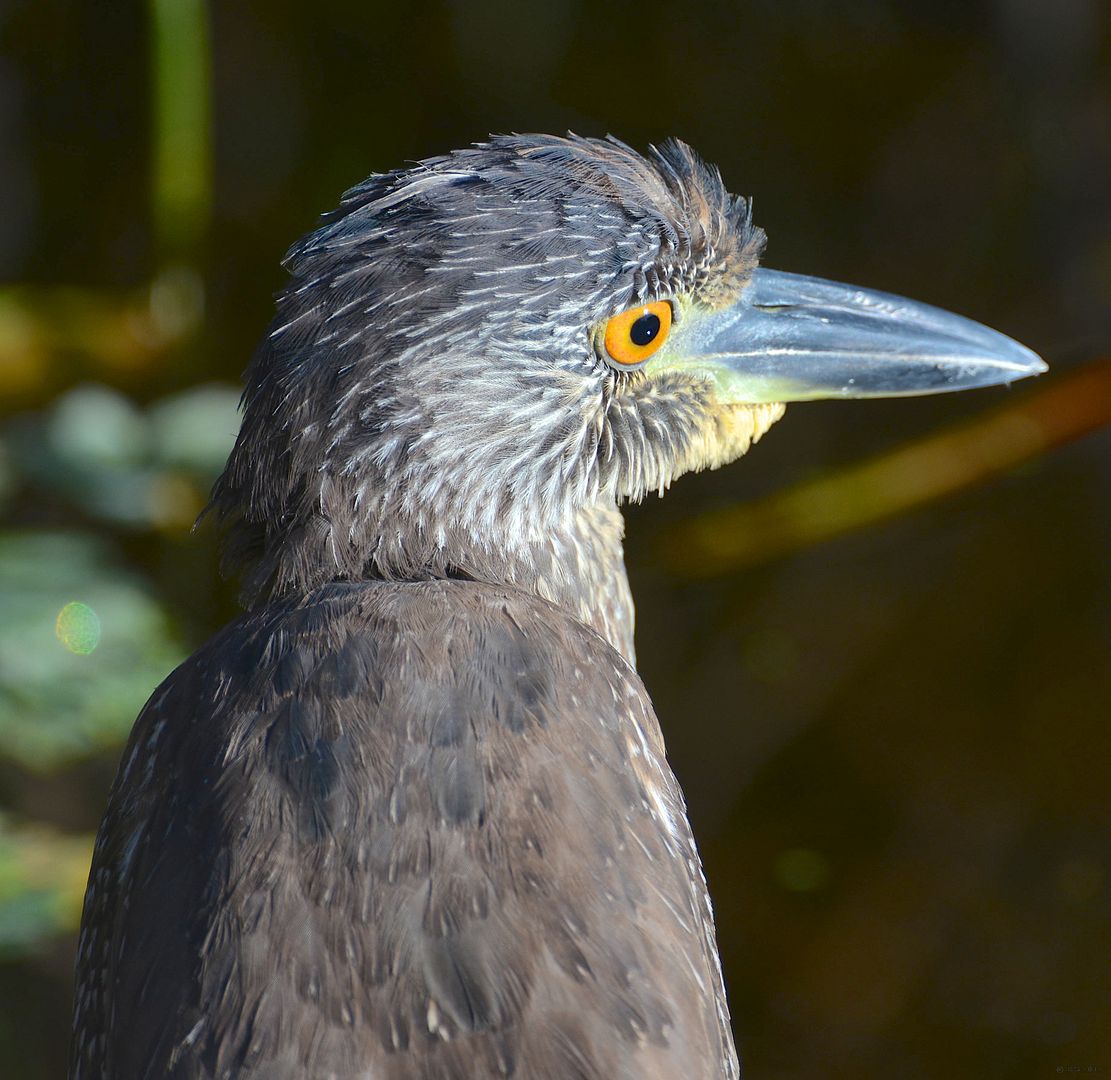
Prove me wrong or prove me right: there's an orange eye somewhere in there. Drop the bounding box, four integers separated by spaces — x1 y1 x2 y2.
602 300 673 368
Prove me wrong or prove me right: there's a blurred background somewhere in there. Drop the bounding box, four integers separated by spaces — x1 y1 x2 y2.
1 0 1109 1076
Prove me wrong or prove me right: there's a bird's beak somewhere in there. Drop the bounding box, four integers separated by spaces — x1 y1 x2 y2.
658 268 1046 403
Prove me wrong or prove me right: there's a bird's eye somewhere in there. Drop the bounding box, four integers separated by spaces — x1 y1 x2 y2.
602 301 673 368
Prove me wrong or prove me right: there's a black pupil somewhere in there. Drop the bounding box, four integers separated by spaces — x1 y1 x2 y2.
629 311 661 347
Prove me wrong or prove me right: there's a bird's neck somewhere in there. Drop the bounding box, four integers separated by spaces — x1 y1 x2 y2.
439 502 637 665
223 466 636 660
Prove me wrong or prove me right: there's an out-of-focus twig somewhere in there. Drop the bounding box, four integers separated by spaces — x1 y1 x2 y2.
662 358 1111 578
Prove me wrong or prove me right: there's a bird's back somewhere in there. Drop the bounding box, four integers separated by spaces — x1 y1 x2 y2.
70 579 737 1079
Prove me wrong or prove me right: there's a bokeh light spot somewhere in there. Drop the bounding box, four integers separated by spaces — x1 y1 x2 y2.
773 847 831 893
55 602 102 655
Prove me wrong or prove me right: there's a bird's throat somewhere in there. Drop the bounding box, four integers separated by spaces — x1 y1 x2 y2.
674 400 786 477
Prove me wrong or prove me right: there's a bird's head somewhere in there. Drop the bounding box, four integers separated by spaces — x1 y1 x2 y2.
211 134 1043 602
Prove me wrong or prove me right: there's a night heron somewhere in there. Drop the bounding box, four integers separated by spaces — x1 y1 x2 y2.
70 134 1044 1079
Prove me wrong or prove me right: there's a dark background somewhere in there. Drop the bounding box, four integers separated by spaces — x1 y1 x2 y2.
1 1 1108 1077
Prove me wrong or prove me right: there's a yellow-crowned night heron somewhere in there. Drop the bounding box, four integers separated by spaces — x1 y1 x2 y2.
69 134 1044 1079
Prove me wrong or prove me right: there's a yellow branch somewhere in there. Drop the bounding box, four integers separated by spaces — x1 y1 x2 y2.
663 359 1111 577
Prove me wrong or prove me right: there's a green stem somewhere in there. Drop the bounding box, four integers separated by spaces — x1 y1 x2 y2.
150 0 212 258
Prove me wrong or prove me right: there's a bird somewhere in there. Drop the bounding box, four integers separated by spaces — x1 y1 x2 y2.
69 134 1044 1079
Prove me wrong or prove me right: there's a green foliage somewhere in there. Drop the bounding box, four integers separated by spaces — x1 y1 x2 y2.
0 817 93 952
0 378 237 960
5 382 239 529
0 532 184 770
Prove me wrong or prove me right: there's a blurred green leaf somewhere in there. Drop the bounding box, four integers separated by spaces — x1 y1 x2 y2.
148 383 241 473
47 384 149 468
3 381 239 529
0 816 93 953
0 532 184 769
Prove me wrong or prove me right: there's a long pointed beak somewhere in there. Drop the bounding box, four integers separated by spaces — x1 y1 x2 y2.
662 268 1046 403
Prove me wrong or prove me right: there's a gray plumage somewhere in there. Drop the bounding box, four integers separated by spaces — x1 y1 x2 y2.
71 134 785 1079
